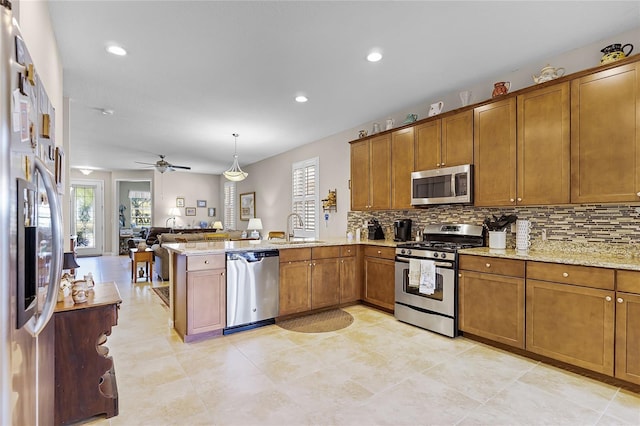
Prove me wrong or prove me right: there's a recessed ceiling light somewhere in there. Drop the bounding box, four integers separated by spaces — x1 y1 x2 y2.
295 95 308 103
101 108 114 115
106 45 127 56
367 51 382 62
79 169 93 176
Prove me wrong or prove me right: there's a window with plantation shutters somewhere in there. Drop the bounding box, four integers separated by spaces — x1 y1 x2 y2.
224 181 236 230
291 157 319 239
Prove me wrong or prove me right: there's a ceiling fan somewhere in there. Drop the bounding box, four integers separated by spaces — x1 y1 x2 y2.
135 155 191 174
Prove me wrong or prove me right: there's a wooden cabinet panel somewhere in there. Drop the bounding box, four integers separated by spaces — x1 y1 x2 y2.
340 256 359 304
571 62 640 203
617 270 640 294
459 255 525 277
186 254 225 271
350 135 391 210
312 246 340 259
459 270 525 348
340 245 357 257
187 269 226 334
474 97 517 206
363 245 395 260
526 279 615 375
415 120 441 170
615 292 640 385
279 260 312 316
280 248 312 263
312 258 341 309
391 127 415 209
441 110 473 167
363 255 395 310
527 262 614 290
517 82 570 205
370 134 392 210
350 139 370 211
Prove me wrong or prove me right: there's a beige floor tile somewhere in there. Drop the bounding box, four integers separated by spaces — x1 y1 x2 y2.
251 344 325 383
603 389 640 424
518 363 619 413
460 380 603 426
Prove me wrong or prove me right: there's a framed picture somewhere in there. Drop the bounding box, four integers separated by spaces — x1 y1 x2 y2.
176 197 185 207
197 199 207 208
240 192 255 221
185 207 196 216
208 207 216 217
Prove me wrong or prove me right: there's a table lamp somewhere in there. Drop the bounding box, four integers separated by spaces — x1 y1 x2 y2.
247 218 263 239
62 252 80 278
167 207 181 228
212 221 223 231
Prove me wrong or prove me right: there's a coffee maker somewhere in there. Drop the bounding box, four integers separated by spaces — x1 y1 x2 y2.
367 219 385 240
393 219 412 242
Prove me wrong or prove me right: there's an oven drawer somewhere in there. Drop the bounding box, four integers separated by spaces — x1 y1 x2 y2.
527 262 614 290
459 255 525 277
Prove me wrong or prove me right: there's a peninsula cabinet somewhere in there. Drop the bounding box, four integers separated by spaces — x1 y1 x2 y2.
526 262 615 375
363 245 395 311
458 255 526 349
614 270 640 385
415 110 473 171
474 81 570 207
391 127 415 209
571 62 640 203
350 134 391 211
311 246 341 309
174 253 226 342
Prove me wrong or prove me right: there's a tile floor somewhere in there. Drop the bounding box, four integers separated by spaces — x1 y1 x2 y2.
73 255 640 426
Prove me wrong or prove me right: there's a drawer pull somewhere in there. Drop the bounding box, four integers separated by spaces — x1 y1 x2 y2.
617 297 624 303
485 263 491 268
458 273 462 278
605 296 612 302
562 272 568 277
377 250 382 254
204 260 209 264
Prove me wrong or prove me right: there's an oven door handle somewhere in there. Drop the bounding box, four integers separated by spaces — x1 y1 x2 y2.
396 258 452 269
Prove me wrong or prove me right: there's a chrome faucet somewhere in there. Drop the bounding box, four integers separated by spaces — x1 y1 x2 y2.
286 213 304 242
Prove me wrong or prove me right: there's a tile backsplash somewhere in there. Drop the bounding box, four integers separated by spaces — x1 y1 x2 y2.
348 204 640 246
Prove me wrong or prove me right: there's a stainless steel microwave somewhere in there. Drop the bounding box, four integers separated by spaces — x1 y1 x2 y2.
411 164 473 206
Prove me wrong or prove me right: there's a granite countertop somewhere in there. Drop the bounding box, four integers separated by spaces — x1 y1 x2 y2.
163 237 398 255
459 243 640 272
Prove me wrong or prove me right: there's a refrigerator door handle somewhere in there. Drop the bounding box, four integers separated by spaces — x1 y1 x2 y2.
24 157 63 337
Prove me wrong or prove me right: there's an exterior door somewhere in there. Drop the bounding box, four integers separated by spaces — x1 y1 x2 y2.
71 180 104 256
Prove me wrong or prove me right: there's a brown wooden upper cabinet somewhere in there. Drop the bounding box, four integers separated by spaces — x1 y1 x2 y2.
570 62 640 203
350 134 391 211
415 110 473 171
474 81 570 207
391 127 415 209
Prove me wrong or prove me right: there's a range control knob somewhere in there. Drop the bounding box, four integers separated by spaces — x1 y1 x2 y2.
433 252 439 258
406 249 412 255
400 249 406 255
440 253 447 259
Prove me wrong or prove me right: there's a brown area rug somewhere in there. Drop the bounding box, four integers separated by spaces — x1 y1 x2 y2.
151 286 169 307
277 309 354 333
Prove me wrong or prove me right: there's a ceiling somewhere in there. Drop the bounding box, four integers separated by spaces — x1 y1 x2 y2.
46 1 640 175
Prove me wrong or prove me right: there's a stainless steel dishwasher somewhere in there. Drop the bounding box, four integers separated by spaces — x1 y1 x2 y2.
225 250 279 333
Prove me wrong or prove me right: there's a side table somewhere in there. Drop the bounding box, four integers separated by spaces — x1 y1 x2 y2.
54 282 122 425
130 248 153 282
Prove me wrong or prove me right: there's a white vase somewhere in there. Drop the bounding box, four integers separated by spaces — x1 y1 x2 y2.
488 231 506 249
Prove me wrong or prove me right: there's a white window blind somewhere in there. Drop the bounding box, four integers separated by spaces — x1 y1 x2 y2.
291 157 319 239
224 181 236 230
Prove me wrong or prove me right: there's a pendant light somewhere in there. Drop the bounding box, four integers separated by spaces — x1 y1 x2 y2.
223 133 248 181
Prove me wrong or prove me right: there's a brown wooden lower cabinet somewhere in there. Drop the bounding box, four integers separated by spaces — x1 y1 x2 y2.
459 270 525 349
279 258 312 316
615 291 640 385
363 246 395 311
311 257 341 309
340 255 359 303
526 279 615 376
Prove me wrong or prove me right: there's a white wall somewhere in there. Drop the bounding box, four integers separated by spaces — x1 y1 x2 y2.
240 26 640 239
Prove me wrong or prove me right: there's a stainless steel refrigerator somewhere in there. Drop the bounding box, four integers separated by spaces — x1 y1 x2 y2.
1 1 64 425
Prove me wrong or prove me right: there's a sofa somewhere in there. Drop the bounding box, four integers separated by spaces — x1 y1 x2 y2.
151 229 242 280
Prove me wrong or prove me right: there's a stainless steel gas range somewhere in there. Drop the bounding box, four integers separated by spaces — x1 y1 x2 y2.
394 224 484 337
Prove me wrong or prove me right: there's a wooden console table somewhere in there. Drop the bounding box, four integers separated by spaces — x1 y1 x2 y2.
54 282 122 425
130 248 153 282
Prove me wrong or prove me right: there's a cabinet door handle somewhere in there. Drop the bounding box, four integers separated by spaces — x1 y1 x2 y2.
436 163 440 167
204 260 209 264
637 192 640 197
617 297 624 303
441 162 445 166
509 198 515 203
605 296 612 302
485 263 491 268
562 272 568 277
517 197 522 202
458 273 462 278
